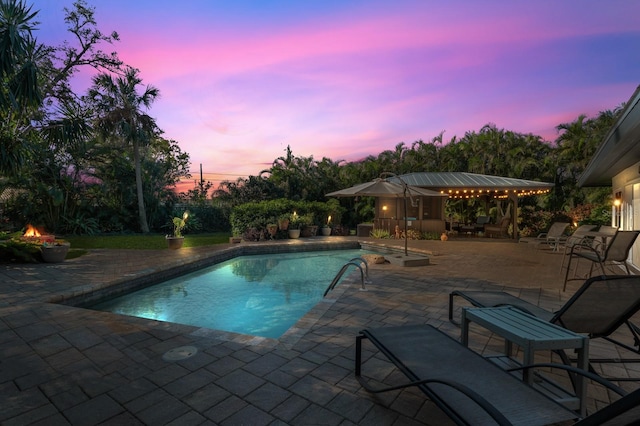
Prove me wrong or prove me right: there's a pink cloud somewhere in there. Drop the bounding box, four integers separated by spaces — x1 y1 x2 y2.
38 0 640 189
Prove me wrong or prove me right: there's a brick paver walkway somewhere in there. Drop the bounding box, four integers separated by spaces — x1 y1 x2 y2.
1 236 637 425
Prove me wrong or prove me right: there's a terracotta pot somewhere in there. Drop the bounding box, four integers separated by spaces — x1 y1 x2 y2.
166 236 185 249
278 218 289 231
41 243 70 263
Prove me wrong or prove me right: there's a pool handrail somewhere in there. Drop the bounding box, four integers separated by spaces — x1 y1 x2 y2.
324 257 369 297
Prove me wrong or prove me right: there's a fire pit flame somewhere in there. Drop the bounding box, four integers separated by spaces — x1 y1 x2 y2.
22 225 55 243
24 224 42 238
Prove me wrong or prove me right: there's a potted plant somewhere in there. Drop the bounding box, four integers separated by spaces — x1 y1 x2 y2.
41 240 71 263
266 223 278 238
299 213 317 237
288 212 301 239
166 211 188 249
321 215 332 236
277 214 290 231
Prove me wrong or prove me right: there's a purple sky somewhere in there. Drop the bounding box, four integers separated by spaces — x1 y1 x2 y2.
37 0 640 188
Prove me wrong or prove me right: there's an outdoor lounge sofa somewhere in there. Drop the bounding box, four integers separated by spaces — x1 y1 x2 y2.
356 324 640 425
448 275 640 380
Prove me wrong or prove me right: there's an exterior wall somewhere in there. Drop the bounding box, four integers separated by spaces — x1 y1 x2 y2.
611 160 640 271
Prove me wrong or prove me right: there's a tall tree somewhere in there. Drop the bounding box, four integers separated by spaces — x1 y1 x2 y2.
89 66 159 233
0 0 40 174
0 0 122 176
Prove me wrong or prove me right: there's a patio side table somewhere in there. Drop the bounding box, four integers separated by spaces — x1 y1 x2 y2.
461 306 589 417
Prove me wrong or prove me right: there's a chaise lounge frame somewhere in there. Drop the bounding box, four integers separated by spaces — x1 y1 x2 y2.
356 324 640 425
518 221 570 251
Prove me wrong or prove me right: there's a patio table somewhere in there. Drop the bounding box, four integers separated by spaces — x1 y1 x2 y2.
461 306 589 416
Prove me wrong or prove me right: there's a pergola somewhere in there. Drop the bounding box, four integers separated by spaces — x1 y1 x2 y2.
389 172 555 239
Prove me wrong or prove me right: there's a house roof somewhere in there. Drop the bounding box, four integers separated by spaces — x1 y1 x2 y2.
390 172 554 199
578 85 640 187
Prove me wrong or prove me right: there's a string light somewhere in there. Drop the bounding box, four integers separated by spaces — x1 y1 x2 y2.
444 188 551 199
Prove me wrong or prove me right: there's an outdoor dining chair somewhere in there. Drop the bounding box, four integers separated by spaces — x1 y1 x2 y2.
563 229 640 291
559 224 598 271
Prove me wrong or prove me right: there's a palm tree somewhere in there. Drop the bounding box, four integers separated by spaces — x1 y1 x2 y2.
89 66 159 233
0 0 41 175
0 0 40 109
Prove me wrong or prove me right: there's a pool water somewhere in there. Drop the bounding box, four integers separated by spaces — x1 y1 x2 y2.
90 249 374 338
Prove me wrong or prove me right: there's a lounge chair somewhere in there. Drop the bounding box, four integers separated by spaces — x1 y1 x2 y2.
518 222 570 250
449 275 640 380
484 217 510 238
563 230 639 291
356 324 640 425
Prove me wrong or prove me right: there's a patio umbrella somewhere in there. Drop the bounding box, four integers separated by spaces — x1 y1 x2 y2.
326 177 447 256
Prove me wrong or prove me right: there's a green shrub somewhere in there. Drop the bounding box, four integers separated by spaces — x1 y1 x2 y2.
230 199 346 237
421 231 441 240
519 206 572 237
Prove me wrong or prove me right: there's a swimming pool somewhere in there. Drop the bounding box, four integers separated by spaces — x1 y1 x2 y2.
90 249 374 338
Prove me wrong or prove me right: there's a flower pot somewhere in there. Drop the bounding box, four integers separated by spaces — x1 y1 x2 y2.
278 218 289 231
321 226 331 236
166 236 185 249
41 243 70 263
301 225 318 237
288 229 300 239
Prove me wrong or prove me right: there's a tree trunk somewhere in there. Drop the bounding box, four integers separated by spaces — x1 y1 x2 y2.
134 141 150 233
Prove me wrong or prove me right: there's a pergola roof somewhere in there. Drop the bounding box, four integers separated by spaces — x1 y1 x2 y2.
390 172 554 198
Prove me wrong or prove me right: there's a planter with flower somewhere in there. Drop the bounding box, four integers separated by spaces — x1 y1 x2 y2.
277 214 290 231
299 213 318 237
265 224 277 239
321 215 333 236
41 240 71 263
288 212 301 239
166 211 188 249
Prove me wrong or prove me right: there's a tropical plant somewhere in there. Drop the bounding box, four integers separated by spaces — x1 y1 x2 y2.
88 66 159 233
288 212 302 229
0 0 41 175
370 228 391 239
171 211 189 238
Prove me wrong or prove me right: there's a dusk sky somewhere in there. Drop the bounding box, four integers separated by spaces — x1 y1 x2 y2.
37 0 640 189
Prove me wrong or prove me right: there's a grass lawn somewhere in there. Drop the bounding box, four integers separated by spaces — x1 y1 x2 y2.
66 232 231 250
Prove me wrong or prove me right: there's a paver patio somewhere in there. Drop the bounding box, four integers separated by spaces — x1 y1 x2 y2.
1 236 638 425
